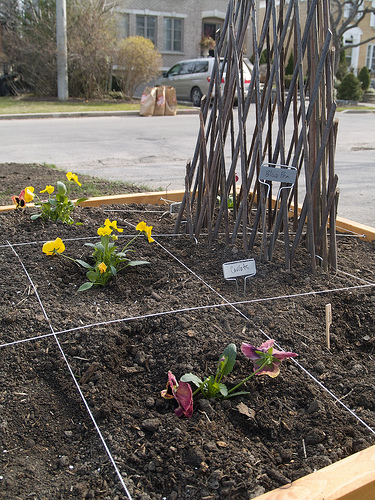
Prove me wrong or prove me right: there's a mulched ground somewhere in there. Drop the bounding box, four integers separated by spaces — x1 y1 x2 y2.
0 164 374 500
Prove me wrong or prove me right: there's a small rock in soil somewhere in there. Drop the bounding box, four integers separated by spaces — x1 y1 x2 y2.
204 441 219 453
307 399 324 414
141 418 160 432
198 399 215 415
314 360 325 374
184 446 206 467
265 467 291 485
305 428 326 445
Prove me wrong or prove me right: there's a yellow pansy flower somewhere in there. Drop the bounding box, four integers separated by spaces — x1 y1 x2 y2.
24 186 35 202
98 262 107 274
104 219 123 233
40 185 54 195
136 221 147 232
136 221 154 243
145 226 154 243
66 172 82 186
42 238 65 255
97 225 112 236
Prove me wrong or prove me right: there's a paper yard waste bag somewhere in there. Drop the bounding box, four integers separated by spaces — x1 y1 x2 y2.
165 86 177 116
153 85 166 116
140 87 156 116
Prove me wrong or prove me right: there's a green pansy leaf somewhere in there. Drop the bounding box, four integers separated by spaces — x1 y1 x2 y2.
87 270 98 282
76 259 92 270
75 197 88 204
56 181 67 195
218 384 228 397
128 260 150 266
219 343 237 376
180 373 202 387
78 282 94 291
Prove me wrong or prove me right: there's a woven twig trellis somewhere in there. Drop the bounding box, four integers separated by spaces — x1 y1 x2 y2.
174 0 338 273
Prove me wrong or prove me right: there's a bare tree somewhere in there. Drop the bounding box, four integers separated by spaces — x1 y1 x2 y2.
2 0 118 97
67 0 117 98
2 0 59 95
330 0 375 75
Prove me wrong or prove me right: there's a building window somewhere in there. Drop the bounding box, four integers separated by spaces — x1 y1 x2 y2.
118 13 129 38
371 1 375 28
136 15 156 45
344 35 354 68
366 44 375 73
164 18 183 52
343 2 361 21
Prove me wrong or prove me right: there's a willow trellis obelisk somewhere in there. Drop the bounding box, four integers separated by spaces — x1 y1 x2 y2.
174 0 338 273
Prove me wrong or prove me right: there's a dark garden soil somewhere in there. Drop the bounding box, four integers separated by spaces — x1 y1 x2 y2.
0 164 375 500
0 162 143 208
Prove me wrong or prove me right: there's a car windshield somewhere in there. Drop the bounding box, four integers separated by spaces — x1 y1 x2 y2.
167 64 181 77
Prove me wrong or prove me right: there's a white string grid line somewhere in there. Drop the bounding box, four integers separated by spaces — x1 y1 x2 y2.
106 207 371 240
1 283 373 349
6 240 134 500
1 229 374 490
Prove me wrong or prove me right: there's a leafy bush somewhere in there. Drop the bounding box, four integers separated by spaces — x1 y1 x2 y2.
285 52 294 75
358 66 371 91
337 73 363 101
113 36 161 98
335 49 348 82
250 49 268 65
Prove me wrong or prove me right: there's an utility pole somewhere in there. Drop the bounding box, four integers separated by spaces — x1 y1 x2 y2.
56 0 68 100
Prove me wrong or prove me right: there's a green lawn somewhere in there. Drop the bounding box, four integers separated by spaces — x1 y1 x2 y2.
0 96 192 115
0 96 141 114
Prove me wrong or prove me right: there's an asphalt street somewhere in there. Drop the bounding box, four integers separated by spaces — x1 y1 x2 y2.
1 109 374 227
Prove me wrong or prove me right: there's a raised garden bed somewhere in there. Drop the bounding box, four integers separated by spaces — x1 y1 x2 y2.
1 200 374 500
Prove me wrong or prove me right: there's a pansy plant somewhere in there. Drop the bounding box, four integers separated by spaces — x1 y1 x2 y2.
181 343 238 399
30 172 86 224
77 219 153 290
162 340 297 417
42 220 154 290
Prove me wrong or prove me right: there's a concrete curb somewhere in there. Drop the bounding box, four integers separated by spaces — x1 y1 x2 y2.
0 105 373 120
0 108 200 120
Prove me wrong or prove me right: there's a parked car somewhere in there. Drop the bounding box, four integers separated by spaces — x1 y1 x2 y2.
156 57 252 106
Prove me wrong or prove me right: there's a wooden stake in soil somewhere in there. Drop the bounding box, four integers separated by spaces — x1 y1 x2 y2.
326 303 332 349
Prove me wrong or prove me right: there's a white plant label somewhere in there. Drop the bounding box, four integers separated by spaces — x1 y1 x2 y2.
259 164 297 184
222 259 256 279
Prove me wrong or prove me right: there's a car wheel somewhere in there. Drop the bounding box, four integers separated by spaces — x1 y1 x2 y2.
191 87 203 107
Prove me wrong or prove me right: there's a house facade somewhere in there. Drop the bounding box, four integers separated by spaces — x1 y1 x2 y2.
115 0 375 75
340 0 375 75
115 0 251 70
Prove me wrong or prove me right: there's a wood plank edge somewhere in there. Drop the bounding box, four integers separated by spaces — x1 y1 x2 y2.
253 444 375 500
1 190 374 241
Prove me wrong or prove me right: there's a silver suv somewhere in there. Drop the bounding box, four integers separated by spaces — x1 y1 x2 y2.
156 57 252 107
